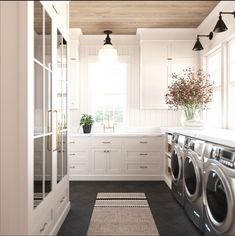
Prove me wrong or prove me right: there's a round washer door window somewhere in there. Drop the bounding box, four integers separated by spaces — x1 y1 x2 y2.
184 155 197 195
171 149 180 180
206 171 228 223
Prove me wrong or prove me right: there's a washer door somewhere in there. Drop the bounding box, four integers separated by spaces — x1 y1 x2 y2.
204 164 234 233
184 151 201 202
171 145 182 182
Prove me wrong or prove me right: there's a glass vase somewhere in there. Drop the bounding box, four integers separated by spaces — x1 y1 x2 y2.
180 105 203 127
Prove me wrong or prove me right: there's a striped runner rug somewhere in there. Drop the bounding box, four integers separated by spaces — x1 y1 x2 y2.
87 192 159 236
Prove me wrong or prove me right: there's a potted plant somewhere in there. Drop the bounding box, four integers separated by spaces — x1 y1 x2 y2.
80 114 94 133
165 68 213 127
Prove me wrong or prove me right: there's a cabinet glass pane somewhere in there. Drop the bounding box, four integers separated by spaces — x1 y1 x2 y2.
45 11 52 70
45 135 52 195
62 131 67 176
34 1 43 63
57 132 63 183
62 38 67 129
34 62 43 135
45 70 52 133
56 30 63 130
34 137 43 208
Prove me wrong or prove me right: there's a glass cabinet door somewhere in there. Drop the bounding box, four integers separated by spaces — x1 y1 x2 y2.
33 2 53 208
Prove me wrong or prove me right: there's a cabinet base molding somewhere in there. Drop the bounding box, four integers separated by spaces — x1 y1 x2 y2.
69 175 164 181
50 201 71 236
163 175 172 189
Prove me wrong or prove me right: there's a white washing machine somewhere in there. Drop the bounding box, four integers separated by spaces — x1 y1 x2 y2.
183 137 205 231
171 133 185 206
203 143 235 235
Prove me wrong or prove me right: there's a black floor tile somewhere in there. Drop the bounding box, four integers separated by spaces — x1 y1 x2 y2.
58 181 202 236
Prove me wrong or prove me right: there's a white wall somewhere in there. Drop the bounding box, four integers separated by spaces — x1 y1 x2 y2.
69 35 181 133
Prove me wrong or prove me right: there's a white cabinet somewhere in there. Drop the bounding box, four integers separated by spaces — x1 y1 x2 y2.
92 149 122 174
69 39 79 109
68 135 164 180
140 40 198 109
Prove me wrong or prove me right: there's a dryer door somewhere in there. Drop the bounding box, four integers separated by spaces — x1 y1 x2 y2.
171 145 182 182
184 150 201 202
204 163 234 234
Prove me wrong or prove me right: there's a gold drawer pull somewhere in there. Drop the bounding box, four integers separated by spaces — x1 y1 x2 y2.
69 153 76 156
70 166 76 169
140 141 148 144
140 153 148 156
102 141 111 144
140 166 148 169
69 141 75 144
40 222 48 233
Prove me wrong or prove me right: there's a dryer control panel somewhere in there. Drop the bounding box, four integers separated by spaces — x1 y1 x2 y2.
209 146 235 169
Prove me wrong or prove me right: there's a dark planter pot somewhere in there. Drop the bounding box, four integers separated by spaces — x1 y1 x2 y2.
83 125 92 133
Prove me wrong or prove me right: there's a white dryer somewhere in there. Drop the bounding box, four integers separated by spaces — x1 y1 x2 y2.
183 137 205 231
203 143 235 235
171 133 185 206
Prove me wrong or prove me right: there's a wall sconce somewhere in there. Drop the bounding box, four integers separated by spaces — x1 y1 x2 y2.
213 11 235 33
98 30 117 62
192 32 213 51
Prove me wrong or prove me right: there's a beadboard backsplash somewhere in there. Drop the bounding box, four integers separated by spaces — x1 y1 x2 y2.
69 35 181 133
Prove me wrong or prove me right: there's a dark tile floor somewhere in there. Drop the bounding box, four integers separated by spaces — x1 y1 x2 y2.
58 181 202 236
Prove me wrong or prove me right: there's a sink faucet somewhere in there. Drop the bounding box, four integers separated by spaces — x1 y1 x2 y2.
101 116 116 133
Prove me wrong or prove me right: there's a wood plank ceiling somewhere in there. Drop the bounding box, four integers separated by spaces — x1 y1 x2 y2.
70 1 219 35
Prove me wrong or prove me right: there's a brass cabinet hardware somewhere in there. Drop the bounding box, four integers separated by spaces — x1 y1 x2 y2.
70 166 76 169
102 141 111 144
140 166 148 169
69 153 76 156
52 5 59 14
140 153 148 156
69 141 75 144
140 141 148 144
40 222 48 233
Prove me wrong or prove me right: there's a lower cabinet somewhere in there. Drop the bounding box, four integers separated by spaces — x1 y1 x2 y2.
92 149 122 174
68 135 164 180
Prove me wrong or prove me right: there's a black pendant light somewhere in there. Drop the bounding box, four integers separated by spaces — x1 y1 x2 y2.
213 11 235 33
192 32 213 51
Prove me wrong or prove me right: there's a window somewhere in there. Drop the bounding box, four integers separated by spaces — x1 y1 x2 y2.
90 62 127 124
228 39 235 129
205 49 222 128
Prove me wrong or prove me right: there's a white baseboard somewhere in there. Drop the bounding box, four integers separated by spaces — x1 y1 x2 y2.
69 175 164 181
50 201 71 236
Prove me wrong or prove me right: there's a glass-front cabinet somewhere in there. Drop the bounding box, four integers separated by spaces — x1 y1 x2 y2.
33 1 68 209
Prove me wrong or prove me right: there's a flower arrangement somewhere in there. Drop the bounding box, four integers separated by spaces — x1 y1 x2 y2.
165 68 213 121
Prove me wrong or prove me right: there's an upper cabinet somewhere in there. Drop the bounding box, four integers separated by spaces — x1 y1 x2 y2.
140 40 198 109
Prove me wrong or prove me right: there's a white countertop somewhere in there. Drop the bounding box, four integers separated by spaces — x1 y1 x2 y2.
164 127 235 148
70 132 163 137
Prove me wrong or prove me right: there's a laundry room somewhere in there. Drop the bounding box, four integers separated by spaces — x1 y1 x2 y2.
1 1 235 236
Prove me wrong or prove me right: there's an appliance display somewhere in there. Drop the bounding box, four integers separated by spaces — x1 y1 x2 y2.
203 143 235 235
171 133 185 206
183 137 205 231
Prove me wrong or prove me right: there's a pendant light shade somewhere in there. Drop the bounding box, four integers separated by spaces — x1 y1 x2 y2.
99 30 117 62
213 15 228 33
213 11 235 33
192 38 204 51
192 32 213 51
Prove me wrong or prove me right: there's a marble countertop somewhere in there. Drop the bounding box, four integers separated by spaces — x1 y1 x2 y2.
69 132 163 137
163 127 235 148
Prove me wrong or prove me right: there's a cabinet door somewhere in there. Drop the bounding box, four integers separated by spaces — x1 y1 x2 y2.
140 41 169 109
107 149 122 174
92 150 107 174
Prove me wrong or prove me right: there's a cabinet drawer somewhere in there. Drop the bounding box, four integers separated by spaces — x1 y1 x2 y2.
69 163 88 174
126 163 162 174
69 137 89 149
127 151 161 162
33 208 53 235
69 151 88 163
91 137 122 147
125 137 162 149
55 187 69 220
